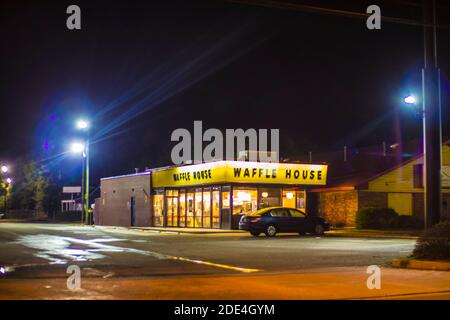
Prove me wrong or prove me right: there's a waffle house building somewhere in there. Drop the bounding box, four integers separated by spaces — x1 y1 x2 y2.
95 161 328 229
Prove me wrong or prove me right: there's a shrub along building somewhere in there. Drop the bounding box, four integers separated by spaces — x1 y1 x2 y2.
309 140 450 227
95 160 328 229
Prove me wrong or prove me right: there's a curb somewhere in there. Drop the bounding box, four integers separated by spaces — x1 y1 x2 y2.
392 258 450 271
130 227 245 235
93 225 245 235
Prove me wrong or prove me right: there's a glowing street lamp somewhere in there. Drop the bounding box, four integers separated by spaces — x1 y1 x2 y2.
5 178 12 185
70 142 85 154
404 95 417 105
1 165 8 173
76 119 89 130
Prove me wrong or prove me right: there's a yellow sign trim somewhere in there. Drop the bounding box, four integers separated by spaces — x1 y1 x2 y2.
151 161 327 188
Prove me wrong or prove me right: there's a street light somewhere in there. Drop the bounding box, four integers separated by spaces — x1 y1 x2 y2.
70 142 85 154
1 165 8 173
76 119 89 130
5 178 12 184
75 119 91 225
404 95 417 105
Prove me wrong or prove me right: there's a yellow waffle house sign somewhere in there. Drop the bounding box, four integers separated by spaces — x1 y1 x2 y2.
152 161 328 188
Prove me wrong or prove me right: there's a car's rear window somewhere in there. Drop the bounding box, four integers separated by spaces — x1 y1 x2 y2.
270 208 290 217
247 208 272 216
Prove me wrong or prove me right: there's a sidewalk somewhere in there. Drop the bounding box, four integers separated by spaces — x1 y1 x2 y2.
1 267 449 299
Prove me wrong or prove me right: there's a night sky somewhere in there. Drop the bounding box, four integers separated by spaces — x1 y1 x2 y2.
1 0 449 185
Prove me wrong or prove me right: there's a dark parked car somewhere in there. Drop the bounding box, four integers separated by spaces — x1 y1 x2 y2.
239 206 330 237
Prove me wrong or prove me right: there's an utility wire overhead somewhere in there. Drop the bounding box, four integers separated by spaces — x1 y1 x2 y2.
228 0 450 29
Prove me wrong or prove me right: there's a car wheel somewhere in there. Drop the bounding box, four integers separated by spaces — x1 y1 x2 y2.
298 231 306 236
314 224 325 235
250 231 260 237
265 225 277 237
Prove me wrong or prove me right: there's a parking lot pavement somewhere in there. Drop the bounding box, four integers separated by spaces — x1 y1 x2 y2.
1 222 437 300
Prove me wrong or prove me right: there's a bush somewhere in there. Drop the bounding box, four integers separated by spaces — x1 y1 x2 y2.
356 207 424 229
397 215 424 229
356 207 399 229
412 221 450 260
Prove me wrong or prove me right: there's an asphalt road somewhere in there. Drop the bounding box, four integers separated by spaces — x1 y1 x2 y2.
1 222 449 299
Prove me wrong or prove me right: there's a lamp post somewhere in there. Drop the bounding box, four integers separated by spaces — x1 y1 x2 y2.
70 141 87 224
401 1 442 229
422 0 442 228
75 119 91 225
1 165 10 218
4 178 11 217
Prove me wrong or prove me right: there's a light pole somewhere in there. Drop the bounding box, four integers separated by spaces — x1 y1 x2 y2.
402 1 442 229
70 141 87 223
1 165 10 218
75 119 91 225
422 0 442 228
4 178 12 217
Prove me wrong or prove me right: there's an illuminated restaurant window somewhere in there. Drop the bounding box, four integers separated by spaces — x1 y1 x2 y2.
203 188 211 228
233 188 257 215
153 191 164 227
282 190 296 208
296 191 306 210
222 187 230 209
259 188 281 208
195 188 203 227
179 190 186 227
186 191 194 227
166 190 179 227
212 188 220 228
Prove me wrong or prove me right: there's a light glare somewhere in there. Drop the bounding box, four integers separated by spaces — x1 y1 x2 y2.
1 165 8 173
76 120 89 129
70 142 85 153
404 95 417 104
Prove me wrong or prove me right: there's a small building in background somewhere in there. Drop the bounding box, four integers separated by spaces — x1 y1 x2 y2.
61 186 82 212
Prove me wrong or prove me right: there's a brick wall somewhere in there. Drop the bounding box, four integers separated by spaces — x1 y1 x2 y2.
317 190 358 227
99 173 151 227
358 191 387 209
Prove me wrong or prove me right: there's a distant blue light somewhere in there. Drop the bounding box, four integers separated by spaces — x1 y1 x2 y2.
43 140 50 152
